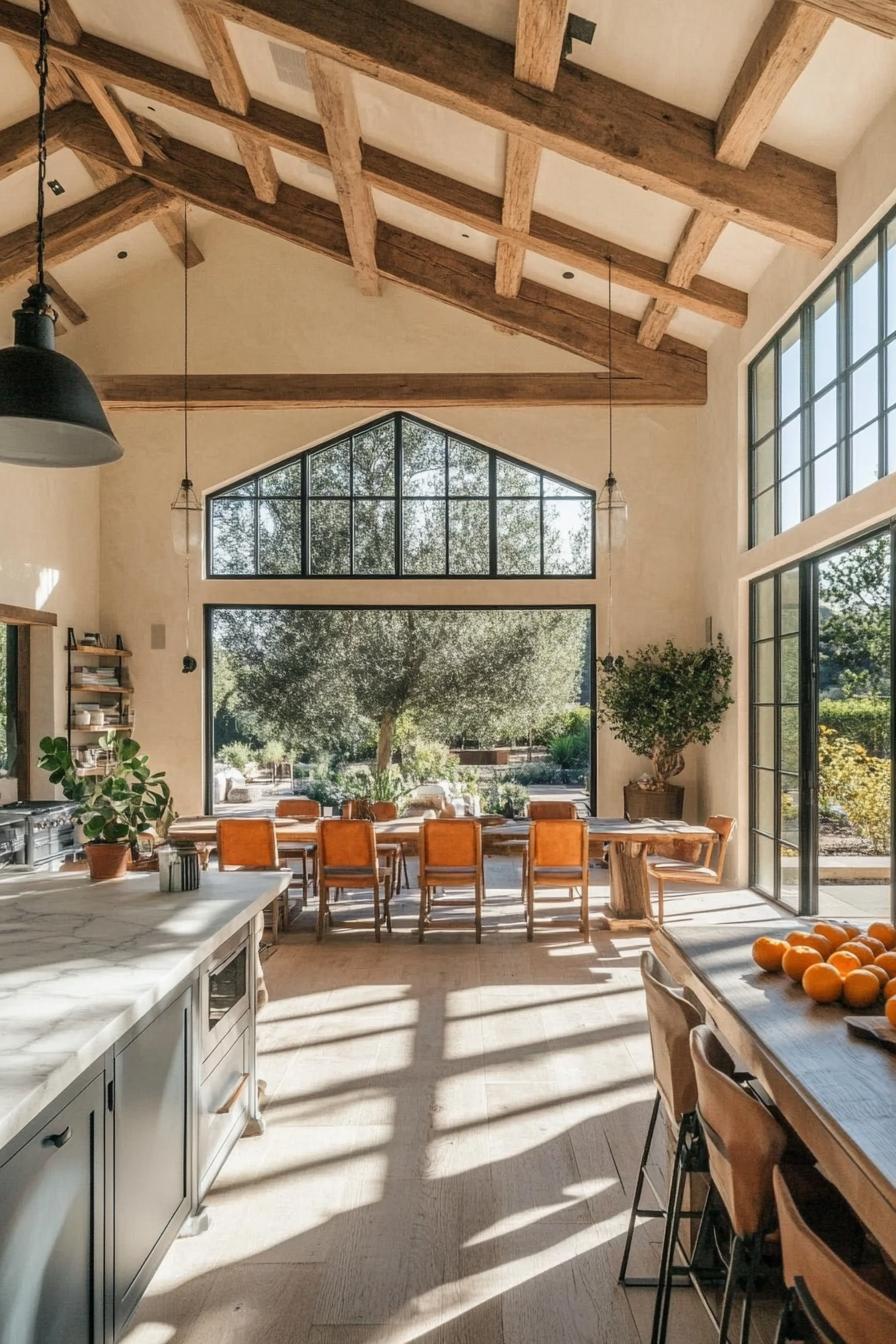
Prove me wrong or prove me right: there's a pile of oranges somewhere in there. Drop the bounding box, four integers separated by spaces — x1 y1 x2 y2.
752 920 896 1024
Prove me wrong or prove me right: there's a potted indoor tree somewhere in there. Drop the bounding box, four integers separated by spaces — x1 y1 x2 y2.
38 733 172 881
598 636 733 819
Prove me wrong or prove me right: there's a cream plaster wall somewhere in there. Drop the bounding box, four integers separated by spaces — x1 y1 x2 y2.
697 86 896 886
56 222 705 818
0 462 100 801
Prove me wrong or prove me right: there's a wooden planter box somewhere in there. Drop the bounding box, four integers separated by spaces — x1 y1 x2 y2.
455 748 510 766
623 783 684 821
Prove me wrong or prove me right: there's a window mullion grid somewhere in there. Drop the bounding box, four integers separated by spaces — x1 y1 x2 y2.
774 337 782 539
773 572 781 903
395 413 403 577
349 436 356 577
539 477 545 576
443 433 449 575
800 305 811 523
838 266 850 501
488 451 498 576
301 457 309 577
879 227 888 483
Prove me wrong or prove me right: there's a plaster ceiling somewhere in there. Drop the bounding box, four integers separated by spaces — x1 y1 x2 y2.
0 0 894 363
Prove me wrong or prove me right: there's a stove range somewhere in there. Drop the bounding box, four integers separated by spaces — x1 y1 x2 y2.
0 800 80 869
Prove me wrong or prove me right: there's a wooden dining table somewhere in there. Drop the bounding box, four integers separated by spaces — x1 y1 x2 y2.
168 814 715 924
652 922 896 1262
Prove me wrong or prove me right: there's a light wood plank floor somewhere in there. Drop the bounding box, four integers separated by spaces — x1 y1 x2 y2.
123 866 789 1344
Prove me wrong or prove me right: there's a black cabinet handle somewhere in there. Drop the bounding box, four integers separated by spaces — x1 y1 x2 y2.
44 1125 72 1149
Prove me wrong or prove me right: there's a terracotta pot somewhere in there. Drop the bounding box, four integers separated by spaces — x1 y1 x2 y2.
85 841 130 881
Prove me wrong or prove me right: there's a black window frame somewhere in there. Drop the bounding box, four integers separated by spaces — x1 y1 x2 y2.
206 412 596 580
748 207 896 547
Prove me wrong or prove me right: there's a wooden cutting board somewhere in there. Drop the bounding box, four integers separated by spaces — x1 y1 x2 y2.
845 1016 896 1053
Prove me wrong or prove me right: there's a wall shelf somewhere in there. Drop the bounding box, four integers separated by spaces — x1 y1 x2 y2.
66 630 135 774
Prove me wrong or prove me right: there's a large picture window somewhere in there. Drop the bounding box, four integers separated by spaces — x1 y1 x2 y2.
207 414 595 579
748 211 896 546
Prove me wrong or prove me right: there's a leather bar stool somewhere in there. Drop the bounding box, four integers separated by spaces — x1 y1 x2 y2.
690 1023 786 1344
773 1164 896 1344
619 951 706 1342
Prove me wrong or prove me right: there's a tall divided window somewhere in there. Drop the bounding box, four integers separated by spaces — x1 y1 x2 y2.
749 213 896 546
0 625 18 789
207 414 594 579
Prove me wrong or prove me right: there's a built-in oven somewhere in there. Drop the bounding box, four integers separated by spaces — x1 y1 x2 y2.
0 817 26 867
201 929 250 1058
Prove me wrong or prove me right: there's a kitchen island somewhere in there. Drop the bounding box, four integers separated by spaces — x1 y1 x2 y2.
0 866 290 1344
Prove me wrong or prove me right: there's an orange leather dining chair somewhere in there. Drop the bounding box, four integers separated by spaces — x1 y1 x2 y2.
316 818 393 942
689 1023 786 1344
773 1163 896 1344
418 818 483 943
525 817 590 941
275 798 320 906
647 816 736 925
216 818 287 942
528 800 578 820
369 801 410 895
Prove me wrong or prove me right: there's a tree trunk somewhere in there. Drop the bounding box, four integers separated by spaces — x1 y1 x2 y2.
377 713 396 772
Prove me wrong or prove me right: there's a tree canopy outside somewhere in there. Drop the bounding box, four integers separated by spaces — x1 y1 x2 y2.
211 606 591 770
818 534 890 700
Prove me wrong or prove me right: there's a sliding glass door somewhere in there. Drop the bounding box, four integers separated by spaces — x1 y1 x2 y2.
750 528 895 919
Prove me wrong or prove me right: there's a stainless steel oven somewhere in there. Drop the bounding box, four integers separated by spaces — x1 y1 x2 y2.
201 929 250 1057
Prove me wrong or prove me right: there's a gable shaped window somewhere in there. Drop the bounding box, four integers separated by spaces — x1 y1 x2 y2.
207 414 595 578
749 209 896 546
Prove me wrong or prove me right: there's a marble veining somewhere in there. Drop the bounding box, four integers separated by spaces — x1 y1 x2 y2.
0 868 289 1153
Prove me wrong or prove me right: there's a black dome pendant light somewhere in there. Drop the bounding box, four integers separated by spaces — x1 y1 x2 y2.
0 0 121 467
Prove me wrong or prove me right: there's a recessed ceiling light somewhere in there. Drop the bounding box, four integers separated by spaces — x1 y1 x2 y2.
47 179 65 196
116 251 128 260
562 270 575 279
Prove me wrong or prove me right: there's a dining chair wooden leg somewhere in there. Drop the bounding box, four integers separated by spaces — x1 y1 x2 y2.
316 883 327 941
372 878 382 943
475 875 483 943
418 883 427 942
581 877 590 941
657 877 665 926
301 851 309 905
519 850 527 904
401 846 410 889
384 866 394 934
526 869 535 942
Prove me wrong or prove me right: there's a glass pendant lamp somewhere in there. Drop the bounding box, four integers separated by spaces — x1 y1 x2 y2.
0 0 121 467
595 258 628 555
169 203 200 672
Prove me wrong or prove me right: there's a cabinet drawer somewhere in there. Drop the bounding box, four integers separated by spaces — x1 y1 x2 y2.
198 1027 250 1196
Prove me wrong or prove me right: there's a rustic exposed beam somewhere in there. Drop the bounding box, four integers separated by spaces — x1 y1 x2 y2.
639 0 833 348
0 14 745 325
44 270 87 325
0 110 69 178
801 0 896 36
0 177 173 288
44 0 81 45
152 203 205 268
62 108 706 394
13 45 78 108
715 1 834 167
92 371 703 408
495 0 568 299
76 73 144 166
178 2 279 202
184 0 837 253
306 52 379 295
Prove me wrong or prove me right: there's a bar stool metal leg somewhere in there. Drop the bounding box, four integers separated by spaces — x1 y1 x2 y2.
619 1092 662 1285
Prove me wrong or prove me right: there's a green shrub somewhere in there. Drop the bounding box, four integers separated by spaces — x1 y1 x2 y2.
259 738 287 768
818 726 890 853
218 741 253 773
401 738 457 782
535 705 591 745
818 697 890 757
510 761 564 785
548 731 589 770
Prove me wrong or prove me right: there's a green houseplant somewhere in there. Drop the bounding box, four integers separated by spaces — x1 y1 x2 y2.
38 734 173 880
598 637 733 819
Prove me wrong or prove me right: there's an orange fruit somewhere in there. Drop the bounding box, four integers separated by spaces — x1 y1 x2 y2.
814 922 849 949
752 936 789 972
875 952 896 978
887 997 896 1029
857 935 887 958
868 921 896 950
842 969 882 1009
786 930 833 957
782 945 823 982
885 978 896 1001
801 962 843 1004
838 940 874 966
866 964 890 990
841 922 862 939
828 949 863 977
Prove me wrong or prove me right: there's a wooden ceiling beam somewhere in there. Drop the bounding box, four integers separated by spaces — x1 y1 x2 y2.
92 370 703 408
306 52 379 295
800 0 896 36
13 45 78 109
75 73 144 166
152 202 206 268
44 269 87 325
0 17 746 325
61 108 706 395
495 0 568 299
0 176 174 288
639 0 834 349
44 0 81 45
178 3 279 203
183 0 836 253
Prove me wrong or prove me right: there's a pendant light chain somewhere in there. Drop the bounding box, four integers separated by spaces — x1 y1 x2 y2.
606 256 614 660
183 198 193 665
35 0 50 292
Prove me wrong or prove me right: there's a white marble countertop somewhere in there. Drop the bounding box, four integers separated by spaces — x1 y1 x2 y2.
0 867 289 1154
